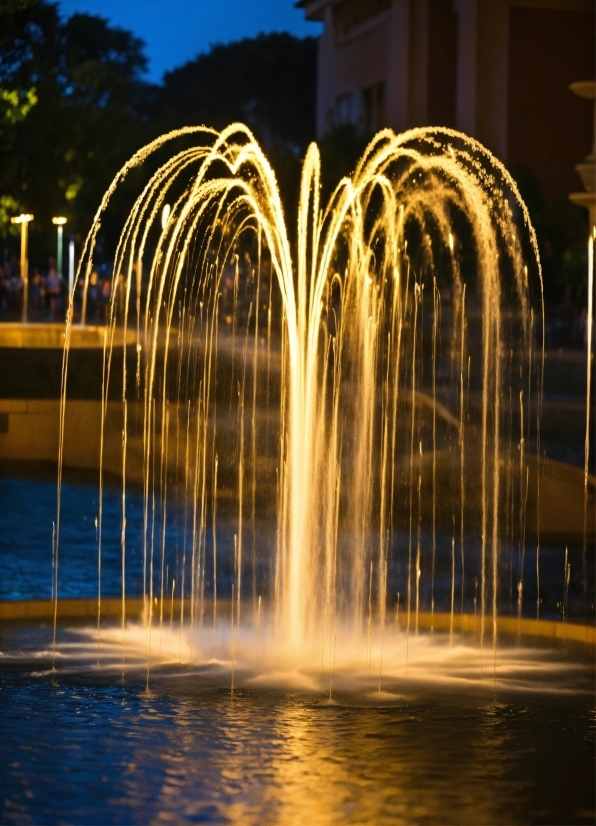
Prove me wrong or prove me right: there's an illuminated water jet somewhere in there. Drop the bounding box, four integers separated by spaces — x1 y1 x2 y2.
54 123 556 684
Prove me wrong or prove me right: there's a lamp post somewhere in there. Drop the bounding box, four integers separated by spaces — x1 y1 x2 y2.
52 217 67 280
68 235 75 301
569 81 595 229
10 213 33 323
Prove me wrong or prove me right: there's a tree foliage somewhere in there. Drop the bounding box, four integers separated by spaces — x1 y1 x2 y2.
0 2 317 265
157 33 316 151
512 165 589 309
0 0 154 255
153 32 317 232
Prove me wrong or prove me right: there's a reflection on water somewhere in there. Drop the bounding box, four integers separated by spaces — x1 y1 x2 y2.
0 660 593 825
1 619 594 824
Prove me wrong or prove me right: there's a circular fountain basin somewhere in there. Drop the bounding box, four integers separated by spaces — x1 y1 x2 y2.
1 466 594 824
0 611 594 825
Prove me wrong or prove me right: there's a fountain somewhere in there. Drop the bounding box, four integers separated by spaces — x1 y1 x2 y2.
45 120 592 658
0 124 594 824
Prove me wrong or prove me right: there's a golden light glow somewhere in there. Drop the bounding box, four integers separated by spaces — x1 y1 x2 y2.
11 213 33 224
52 216 67 225
55 123 543 673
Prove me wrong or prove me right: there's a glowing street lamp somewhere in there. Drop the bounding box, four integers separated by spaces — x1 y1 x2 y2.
161 203 171 230
10 213 33 322
52 217 67 280
68 235 75 301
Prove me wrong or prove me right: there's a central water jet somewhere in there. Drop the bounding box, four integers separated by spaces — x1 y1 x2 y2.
55 124 545 680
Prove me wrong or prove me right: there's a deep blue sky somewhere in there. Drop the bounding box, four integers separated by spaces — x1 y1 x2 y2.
57 0 322 83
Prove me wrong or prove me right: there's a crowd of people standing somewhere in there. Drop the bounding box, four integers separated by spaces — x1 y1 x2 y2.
0 246 113 323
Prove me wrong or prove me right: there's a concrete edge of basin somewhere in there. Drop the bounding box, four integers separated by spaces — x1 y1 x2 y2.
0 323 137 349
414 610 596 645
0 597 144 621
0 599 593 645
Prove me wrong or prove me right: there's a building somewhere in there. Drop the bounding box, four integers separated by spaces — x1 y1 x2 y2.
299 0 595 199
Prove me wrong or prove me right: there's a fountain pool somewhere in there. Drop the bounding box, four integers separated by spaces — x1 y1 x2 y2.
0 636 593 825
0 454 593 824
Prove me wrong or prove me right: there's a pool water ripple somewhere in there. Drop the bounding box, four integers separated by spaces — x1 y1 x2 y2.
1 665 594 825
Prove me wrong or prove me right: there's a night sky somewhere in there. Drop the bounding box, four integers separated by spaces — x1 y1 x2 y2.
57 0 322 83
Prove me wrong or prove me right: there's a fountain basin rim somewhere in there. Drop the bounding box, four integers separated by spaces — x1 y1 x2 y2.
0 322 137 349
1 598 593 645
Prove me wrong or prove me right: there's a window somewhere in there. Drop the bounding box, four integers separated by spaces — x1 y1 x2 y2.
336 91 358 126
363 82 386 133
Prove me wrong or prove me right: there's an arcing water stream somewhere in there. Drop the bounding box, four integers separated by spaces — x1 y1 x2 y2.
53 124 551 686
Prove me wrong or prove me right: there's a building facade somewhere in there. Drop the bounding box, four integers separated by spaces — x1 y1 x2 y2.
299 0 595 198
